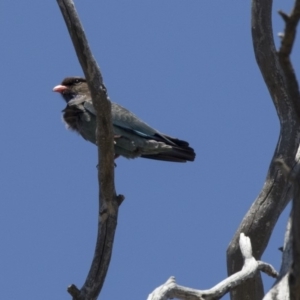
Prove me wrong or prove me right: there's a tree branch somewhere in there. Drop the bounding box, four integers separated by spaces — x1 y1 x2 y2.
227 1 300 299
264 155 300 300
148 234 278 300
278 0 300 119
264 156 300 299
290 162 300 299
56 1 123 299
263 216 292 299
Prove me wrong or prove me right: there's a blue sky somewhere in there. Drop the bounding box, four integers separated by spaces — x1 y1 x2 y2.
0 1 298 299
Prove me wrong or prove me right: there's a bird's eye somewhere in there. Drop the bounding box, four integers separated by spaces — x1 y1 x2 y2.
74 79 80 84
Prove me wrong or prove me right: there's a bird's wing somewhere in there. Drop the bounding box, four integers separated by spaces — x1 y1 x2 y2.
111 103 182 146
81 98 177 145
111 102 158 136
68 94 194 160
83 100 158 136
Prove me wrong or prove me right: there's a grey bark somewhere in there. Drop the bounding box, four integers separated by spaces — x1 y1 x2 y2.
148 234 278 300
54 0 300 299
56 1 124 299
227 0 300 299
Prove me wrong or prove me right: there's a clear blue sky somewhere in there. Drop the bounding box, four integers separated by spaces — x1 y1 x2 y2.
0 1 298 299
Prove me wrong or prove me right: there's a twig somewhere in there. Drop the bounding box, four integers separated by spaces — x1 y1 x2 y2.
56 1 123 299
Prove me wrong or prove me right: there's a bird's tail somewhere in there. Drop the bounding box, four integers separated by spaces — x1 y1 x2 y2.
141 134 196 162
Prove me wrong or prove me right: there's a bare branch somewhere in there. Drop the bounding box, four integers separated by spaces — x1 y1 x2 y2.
263 216 292 299
265 153 300 299
257 262 279 278
56 1 123 299
262 152 300 300
148 234 278 300
227 0 300 299
289 165 300 299
278 0 300 118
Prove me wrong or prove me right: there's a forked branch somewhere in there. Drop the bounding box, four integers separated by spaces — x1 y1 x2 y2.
227 0 300 299
148 234 278 300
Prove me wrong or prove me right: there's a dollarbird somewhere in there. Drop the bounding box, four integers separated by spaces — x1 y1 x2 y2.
53 77 195 162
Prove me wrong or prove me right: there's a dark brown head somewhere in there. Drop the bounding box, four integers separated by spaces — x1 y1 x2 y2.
53 77 89 103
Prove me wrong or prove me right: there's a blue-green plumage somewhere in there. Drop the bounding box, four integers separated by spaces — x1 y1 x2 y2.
53 77 195 162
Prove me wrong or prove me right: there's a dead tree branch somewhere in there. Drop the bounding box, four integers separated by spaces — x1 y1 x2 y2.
278 0 300 117
290 159 300 299
148 234 278 300
227 0 300 299
264 154 300 299
263 216 292 299
56 1 124 299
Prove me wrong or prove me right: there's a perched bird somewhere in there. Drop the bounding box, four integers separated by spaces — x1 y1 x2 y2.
53 77 195 162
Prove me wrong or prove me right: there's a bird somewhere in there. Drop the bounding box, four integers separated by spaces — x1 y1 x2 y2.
53 77 195 162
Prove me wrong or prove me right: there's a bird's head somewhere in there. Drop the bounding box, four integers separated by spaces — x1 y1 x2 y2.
53 77 89 103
